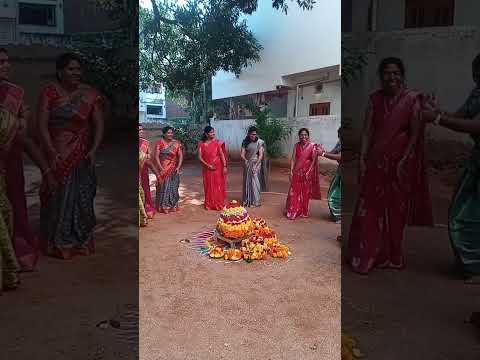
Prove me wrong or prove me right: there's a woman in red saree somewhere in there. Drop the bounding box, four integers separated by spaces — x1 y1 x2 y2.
139 124 156 218
155 126 183 213
285 128 323 220
38 53 104 260
198 126 227 211
348 57 433 274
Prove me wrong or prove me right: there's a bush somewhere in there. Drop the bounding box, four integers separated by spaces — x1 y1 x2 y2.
173 123 205 158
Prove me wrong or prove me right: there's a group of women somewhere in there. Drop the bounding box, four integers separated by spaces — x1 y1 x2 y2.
0 49 104 293
139 124 343 225
347 55 480 283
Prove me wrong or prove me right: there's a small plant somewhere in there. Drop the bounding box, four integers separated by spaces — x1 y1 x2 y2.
245 103 292 158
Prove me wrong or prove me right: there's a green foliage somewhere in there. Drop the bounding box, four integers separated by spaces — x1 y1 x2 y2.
341 43 371 86
173 123 204 157
246 104 292 158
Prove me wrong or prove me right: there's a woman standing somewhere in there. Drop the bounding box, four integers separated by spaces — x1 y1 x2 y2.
139 135 149 227
0 48 54 290
321 136 342 223
155 126 183 213
348 57 433 274
240 126 267 207
285 128 322 220
139 124 156 219
38 53 104 260
198 126 227 210
422 54 480 283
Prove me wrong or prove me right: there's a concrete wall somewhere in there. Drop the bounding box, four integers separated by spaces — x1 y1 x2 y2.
212 0 341 99
343 26 480 147
212 115 341 159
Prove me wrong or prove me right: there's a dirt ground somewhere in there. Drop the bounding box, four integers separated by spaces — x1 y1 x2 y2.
341 160 480 360
1 136 139 360
140 162 341 360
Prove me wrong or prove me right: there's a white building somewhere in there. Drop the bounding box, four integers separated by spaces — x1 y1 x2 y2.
343 0 480 140
0 0 64 43
139 84 166 123
211 0 341 154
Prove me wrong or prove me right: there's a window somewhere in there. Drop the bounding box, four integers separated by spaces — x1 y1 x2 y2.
146 105 164 116
405 0 454 28
309 102 330 116
18 3 56 27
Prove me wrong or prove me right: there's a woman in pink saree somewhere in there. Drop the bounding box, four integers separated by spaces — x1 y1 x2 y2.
348 57 433 274
285 128 323 220
198 126 227 211
139 124 155 219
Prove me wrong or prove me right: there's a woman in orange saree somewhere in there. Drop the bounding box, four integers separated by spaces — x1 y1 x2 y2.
198 126 227 211
38 53 104 260
155 126 183 213
348 57 433 274
139 124 155 219
285 128 323 220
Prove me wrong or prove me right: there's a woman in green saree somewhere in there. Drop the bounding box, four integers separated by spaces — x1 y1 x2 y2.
321 138 342 223
422 54 480 283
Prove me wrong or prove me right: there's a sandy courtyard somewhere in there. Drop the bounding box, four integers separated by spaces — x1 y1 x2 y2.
140 162 341 360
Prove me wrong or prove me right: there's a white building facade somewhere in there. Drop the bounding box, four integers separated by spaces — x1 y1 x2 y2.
139 84 166 123
211 0 341 154
0 0 64 44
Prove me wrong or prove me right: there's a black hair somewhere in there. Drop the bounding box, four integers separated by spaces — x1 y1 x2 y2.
56 52 82 81
0 48 8 55
473 53 480 73
298 128 310 137
378 57 405 78
162 126 174 134
201 125 214 142
242 125 258 148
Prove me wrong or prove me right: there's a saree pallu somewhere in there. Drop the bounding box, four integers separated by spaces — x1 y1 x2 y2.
242 139 267 207
198 139 227 210
0 80 23 289
449 88 480 276
328 169 342 222
285 142 321 220
155 140 181 213
140 138 155 218
139 147 148 227
6 138 39 271
348 89 433 274
40 83 100 260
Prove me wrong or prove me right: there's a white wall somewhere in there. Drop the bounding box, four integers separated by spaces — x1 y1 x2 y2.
212 0 341 100
212 115 341 158
293 80 341 118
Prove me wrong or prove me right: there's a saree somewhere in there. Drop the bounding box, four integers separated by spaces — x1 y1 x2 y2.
198 139 227 210
449 87 480 277
327 141 342 222
139 144 148 227
242 139 267 207
0 80 23 289
39 83 101 260
6 138 39 271
348 88 433 274
285 141 321 220
155 139 181 213
140 138 155 218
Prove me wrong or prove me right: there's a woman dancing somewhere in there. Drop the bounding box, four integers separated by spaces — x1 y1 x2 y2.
139 124 156 219
198 126 227 210
240 126 267 207
348 57 433 274
155 126 183 213
285 128 322 220
38 53 104 260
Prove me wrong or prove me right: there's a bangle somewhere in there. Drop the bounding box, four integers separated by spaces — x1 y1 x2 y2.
322 151 326 157
433 112 442 125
